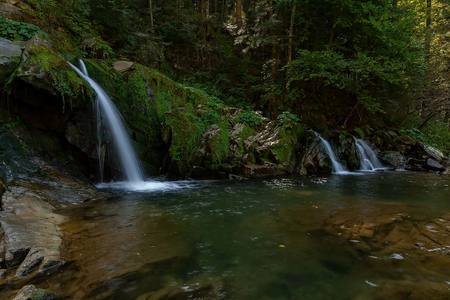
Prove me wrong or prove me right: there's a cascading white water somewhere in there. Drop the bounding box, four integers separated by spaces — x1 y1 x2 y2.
314 133 349 174
69 60 189 192
69 60 144 183
355 139 385 171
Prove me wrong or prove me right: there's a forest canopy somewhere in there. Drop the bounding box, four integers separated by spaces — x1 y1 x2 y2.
3 0 448 147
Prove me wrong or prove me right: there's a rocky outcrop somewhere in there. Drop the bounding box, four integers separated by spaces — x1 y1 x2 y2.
0 37 22 81
299 132 332 175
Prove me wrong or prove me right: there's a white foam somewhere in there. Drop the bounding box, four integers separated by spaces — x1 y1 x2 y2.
96 180 195 192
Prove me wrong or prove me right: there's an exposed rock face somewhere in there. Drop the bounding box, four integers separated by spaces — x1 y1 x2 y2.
381 151 406 169
299 134 331 175
0 37 22 81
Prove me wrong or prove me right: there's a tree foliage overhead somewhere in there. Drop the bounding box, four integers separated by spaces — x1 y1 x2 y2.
6 0 449 137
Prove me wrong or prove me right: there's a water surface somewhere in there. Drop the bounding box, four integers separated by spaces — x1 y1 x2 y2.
59 172 450 299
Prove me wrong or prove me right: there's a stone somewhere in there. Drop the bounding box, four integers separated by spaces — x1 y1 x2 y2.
0 37 22 81
0 184 66 276
0 268 7 279
16 248 44 277
13 285 58 300
299 134 332 175
113 60 134 73
381 151 406 169
137 276 224 300
424 158 445 172
421 143 445 162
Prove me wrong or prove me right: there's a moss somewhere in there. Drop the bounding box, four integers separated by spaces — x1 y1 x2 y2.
136 65 232 173
209 121 231 167
23 44 90 106
272 125 304 165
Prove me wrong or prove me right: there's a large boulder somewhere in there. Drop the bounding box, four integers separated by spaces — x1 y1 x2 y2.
0 37 22 82
299 132 332 175
424 158 445 172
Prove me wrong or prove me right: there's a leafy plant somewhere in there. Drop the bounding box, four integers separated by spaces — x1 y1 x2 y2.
238 111 264 128
277 111 300 129
0 17 46 41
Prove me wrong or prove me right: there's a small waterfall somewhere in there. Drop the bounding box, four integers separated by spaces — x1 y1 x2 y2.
355 139 385 171
69 60 144 183
315 133 348 174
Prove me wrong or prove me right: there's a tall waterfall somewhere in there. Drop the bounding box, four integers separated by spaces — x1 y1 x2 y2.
355 139 385 171
69 60 144 183
315 133 349 174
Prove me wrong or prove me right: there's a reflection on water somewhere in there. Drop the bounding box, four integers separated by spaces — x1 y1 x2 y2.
56 172 449 299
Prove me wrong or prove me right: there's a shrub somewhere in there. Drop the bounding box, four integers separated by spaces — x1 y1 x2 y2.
0 17 46 41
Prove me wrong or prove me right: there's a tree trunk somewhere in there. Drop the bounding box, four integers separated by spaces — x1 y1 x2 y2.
287 3 297 64
424 0 432 63
235 0 243 28
149 0 154 33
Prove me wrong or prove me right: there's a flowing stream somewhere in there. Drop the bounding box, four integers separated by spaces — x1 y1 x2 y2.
355 139 386 171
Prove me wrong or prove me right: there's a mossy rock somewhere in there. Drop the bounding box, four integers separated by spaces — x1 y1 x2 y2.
15 37 91 109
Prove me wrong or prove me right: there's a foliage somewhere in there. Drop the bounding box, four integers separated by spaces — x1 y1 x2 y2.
277 111 300 129
0 17 46 41
401 121 450 154
239 111 264 127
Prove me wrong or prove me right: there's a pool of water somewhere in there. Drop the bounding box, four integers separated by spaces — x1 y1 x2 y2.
57 172 450 299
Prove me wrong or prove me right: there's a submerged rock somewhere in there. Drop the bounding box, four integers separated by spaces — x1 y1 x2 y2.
137 276 224 300
13 285 59 300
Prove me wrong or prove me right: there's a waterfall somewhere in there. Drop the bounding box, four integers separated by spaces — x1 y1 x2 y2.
315 133 349 174
355 139 385 171
69 60 144 183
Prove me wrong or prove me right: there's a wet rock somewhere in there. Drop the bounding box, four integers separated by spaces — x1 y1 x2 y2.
381 151 406 169
0 184 66 278
336 135 359 170
15 248 44 277
299 134 331 175
243 163 288 177
137 277 224 300
424 158 446 172
0 37 22 81
406 158 426 171
13 285 59 300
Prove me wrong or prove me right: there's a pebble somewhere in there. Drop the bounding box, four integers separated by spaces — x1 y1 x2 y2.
365 280 378 287
390 253 405 260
